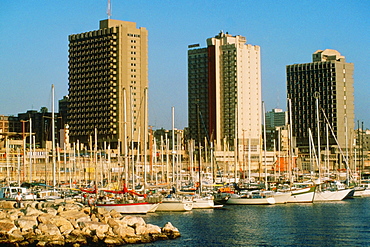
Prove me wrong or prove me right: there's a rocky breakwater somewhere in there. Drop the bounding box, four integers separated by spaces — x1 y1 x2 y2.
0 199 180 247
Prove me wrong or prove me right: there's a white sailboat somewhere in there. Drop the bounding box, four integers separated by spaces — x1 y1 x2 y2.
286 182 316 203
226 190 275 205
156 194 193 211
312 94 354 202
313 180 353 202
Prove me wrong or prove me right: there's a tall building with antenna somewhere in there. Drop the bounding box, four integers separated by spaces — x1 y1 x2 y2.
188 31 262 154
68 19 148 150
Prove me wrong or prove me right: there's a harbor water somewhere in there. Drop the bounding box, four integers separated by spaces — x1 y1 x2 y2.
128 197 370 246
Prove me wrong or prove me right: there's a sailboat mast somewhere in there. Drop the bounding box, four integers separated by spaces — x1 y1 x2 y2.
315 92 321 181
172 107 175 186
197 104 202 194
52 84 56 187
262 102 267 189
144 87 148 188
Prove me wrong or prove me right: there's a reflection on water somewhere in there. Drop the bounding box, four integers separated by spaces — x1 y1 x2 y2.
128 198 370 246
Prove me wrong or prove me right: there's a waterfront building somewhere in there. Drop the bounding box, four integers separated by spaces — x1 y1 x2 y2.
263 109 287 151
287 49 354 170
68 19 148 149
265 109 286 129
188 31 262 157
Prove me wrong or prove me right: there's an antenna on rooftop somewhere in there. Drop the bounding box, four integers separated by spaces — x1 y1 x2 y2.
107 0 112 19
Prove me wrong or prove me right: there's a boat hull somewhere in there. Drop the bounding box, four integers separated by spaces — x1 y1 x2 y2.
156 200 193 211
313 189 353 202
273 192 292 204
192 198 216 209
96 202 158 214
287 186 316 203
226 197 275 205
354 189 370 197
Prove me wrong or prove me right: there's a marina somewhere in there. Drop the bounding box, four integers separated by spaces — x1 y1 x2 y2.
137 197 370 246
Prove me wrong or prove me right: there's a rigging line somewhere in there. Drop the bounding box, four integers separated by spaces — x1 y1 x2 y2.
320 108 353 177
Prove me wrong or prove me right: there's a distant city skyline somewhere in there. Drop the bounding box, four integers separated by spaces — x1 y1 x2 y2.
1 1 369 130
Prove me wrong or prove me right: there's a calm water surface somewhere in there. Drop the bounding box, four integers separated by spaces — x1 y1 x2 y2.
128 197 370 246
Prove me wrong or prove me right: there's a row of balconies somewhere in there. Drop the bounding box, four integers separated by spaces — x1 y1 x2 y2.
69 42 117 50
69 82 114 89
69 70 113 77
68 62 117 73
69 99 113 106
288 74 336 81
69 47 117 57
289 69 336 75
69 61 116 69
68 91 114 98
68 98 114 106
68 118 113 125
69 126 113 133
69 56 117 64
69 37 117 47
68 114 112 122
69 74 116 81
69 80 116 87
69 58 115 66
287 62 335 71
69 34 117 44
69 86 113 93
70 129 115 136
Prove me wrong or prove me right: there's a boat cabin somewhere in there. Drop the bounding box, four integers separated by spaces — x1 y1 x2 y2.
0 186 36 199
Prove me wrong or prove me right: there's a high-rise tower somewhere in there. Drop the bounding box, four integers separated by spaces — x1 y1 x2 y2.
68 19 148 149
188 31 261 153
287 49 354 153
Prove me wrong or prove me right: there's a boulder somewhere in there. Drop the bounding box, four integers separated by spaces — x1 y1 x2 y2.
0 218 17 231
58 209 90 222
107 217 120 229
37 222 61 236
78 221 110 239
7 228 24 243
162 222 181 239
7 209 24 221
135 224 147 235
64 229 89 246
109 209 122 219
16 216 38 231
64 203 82 211
113 225 136 238
24 206 43 216
145 223 162 235
0 200 16 209
68 218 79 229
42 207 58 216
104 235 125 245
37 213 53 224
0 211 7 219
122 215 146 227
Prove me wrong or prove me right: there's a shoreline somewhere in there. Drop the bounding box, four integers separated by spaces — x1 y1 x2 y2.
0 199 180 247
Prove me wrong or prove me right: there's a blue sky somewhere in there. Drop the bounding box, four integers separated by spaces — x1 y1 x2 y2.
0 1 369 130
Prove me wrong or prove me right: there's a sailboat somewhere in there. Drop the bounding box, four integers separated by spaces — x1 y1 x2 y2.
312 94 353 202
95 183 160 214
225 190 275 205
